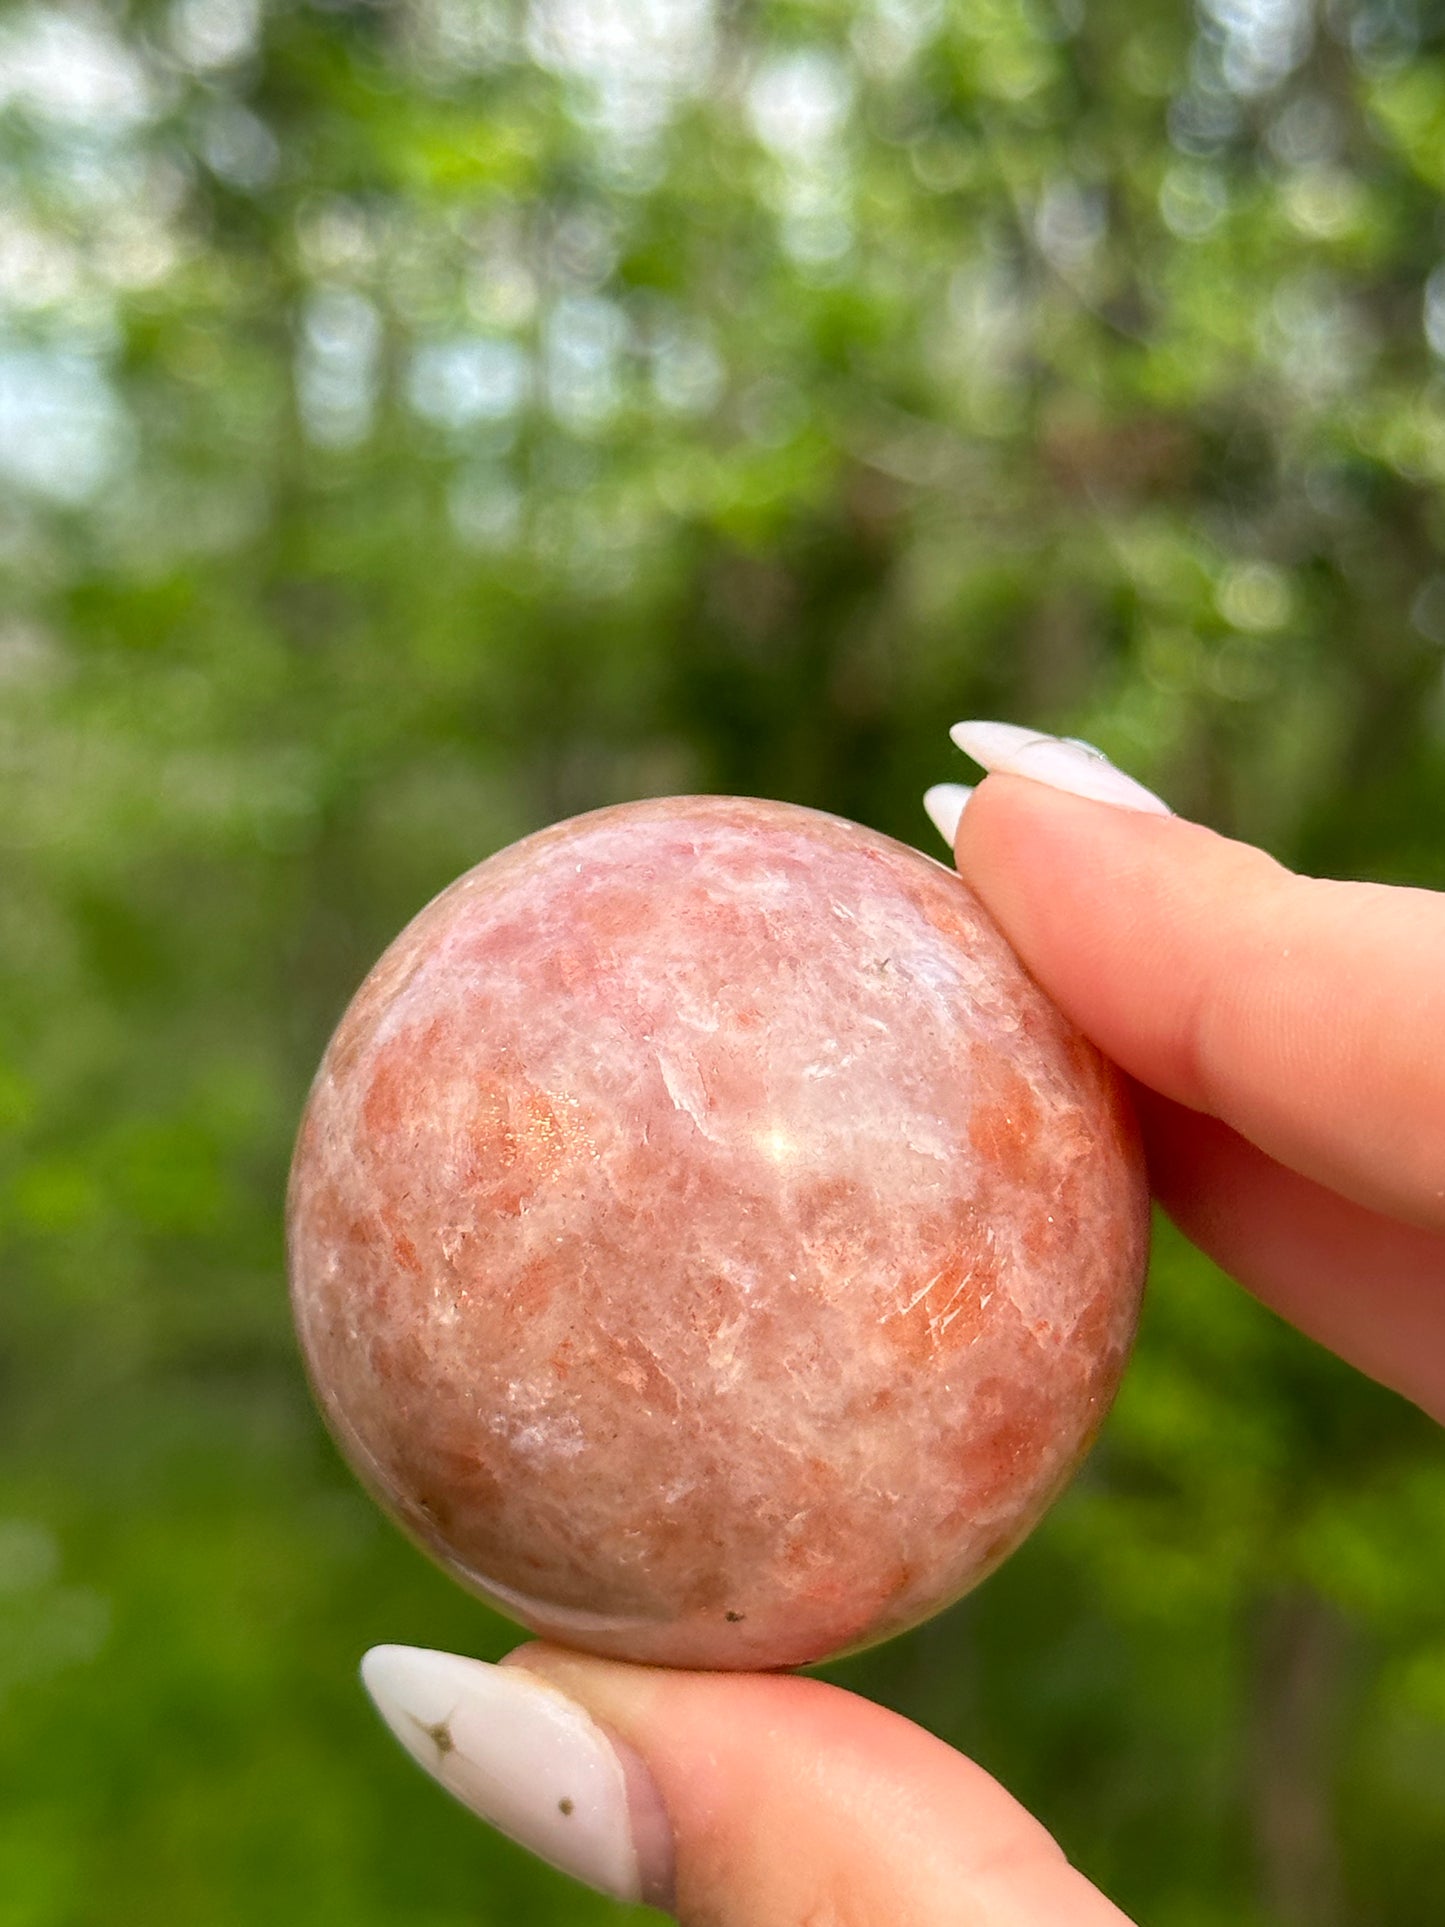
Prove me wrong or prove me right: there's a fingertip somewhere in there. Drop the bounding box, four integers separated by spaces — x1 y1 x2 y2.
954 770 1445 1228
500 1645 1133 1925
951 771 1271 1098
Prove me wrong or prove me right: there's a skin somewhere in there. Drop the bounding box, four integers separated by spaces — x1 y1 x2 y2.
481 776 1445 1924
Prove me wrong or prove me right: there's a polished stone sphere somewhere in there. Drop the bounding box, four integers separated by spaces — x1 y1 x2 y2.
288 797 1148 1670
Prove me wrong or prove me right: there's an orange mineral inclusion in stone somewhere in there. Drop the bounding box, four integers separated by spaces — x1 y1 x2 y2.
287 797 1149 1670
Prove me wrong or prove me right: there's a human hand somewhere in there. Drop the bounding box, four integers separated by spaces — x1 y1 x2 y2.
359 725 1444 1923
933 721 1445 1424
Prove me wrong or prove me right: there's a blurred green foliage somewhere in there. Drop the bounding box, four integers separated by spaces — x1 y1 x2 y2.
1 0 1444 1921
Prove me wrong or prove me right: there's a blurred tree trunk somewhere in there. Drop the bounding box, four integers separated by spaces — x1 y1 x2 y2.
1250 1591 1349 1927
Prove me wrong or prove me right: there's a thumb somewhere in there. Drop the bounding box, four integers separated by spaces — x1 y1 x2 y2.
361 1641 1134 1925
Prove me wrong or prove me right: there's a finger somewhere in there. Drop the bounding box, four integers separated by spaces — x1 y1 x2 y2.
1136 1086 1445 1421
361 1642 1136 1925
950 772 1445 1232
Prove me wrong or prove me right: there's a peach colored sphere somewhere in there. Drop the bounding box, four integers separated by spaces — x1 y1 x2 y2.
288 797 1148 1670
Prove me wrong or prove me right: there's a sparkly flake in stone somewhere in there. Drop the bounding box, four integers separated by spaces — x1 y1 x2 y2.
287 797 1149 1670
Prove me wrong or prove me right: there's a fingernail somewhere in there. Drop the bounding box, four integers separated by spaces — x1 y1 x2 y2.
361 1645 674 1911
923 783 972 850
949 721 1171 817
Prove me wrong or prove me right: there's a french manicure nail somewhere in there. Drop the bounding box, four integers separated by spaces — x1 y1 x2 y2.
949 721 1171 817
923 783 972 850
361 1645 674 1910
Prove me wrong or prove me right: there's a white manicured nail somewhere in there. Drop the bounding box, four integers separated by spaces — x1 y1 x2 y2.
949 721 1171 816
361 1645 673 1909
923 783 972 850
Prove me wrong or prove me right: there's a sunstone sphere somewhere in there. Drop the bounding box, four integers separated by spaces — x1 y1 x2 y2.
288 796 1149 1670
